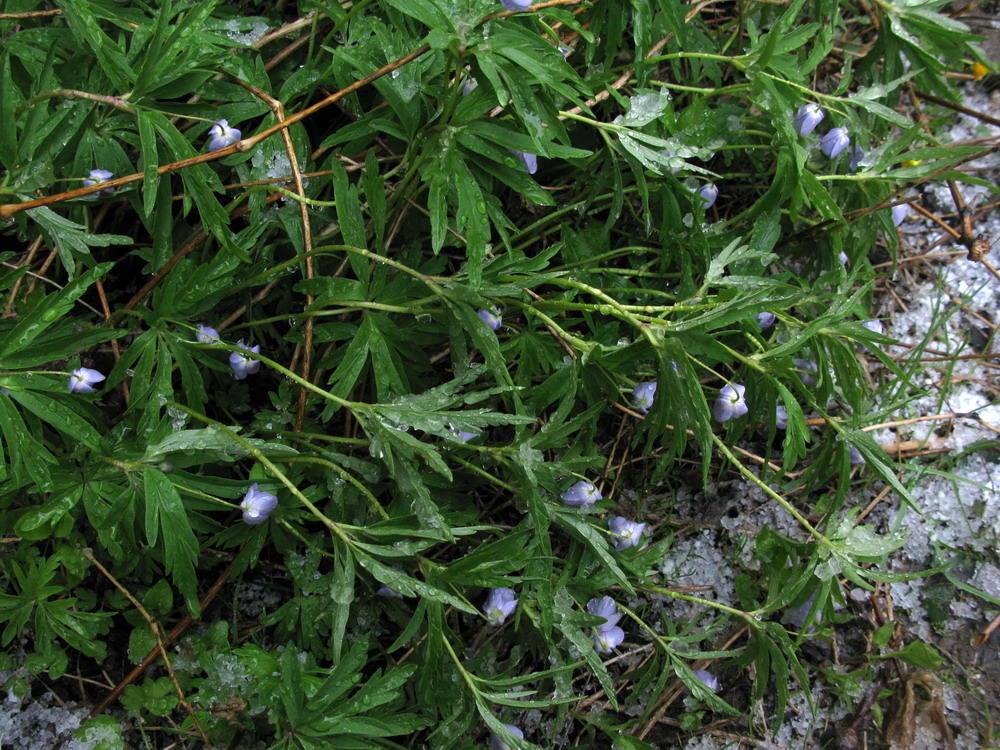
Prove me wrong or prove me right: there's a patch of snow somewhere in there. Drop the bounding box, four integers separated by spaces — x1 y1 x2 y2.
238 581 283 619
0 692 89 750
660 529 737 619
221 18 271 47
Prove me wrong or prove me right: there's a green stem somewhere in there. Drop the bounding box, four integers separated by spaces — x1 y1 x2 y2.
273 456 390 520
532 299 705 314
516 304 591 352
279 430 369 448
509 192 622 247
441 633 481 690
450 454 516 493
439 58 466 127
711 432 832 548
652 586 757 623
169 403 349 539
243 299 434 327
649 80 752 96
170 481 233 510
551 278 659 346
642 51 747 69
334 245 447 295
212 343 359 411
255 185 338 206
716 341 769 375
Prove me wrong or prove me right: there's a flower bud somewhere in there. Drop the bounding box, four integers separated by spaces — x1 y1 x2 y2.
793 103 825 137
697 182 718 209
586 596 622 628
755 312 776 330
819 127 850 158
491 724 524 750
593 625 624 653
692 669 720 692
196 325 220 344
561 480 601 507
477 308 502 331
631 381 657 414
511 150 538 175
229 341 261 380
775 405 788 431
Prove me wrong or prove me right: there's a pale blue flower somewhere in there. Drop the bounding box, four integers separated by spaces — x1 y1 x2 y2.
586 596 622 629
775 405 788 430
376 568 408 598
787 591 844 632
561 480 601 507
859 320 884 354
692 669 720 692
892 203 909 227
484 587 518 626
461 77 478 96
713 383 748 423
792 358 819 387
449 427 480 443
787 593 817 631
83 169 115 195
68 367 105 394
512 150 538 174
478 308 502 331
849 445 865 465
229 341 261 380
208 119 241 151
631 381 657 414
819 127 850 158
862 319 883 334
793 103 825 137
838 251 849 265
849 145 865 171
658 149 684 174
500 0 532 11
376 583 404 599
698 182 718 209
593 625 625 653
755 311 775 330
196 325 220 344
240 483 278 525
608 516 646 550
491 724 524 750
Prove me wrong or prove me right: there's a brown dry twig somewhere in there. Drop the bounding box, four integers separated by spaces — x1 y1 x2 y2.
90 559 234 718
0 9 61 18
81 549 211 745
0 44 433 220
229 76 317 433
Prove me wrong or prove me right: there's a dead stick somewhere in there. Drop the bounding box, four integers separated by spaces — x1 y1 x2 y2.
0 45 432 219
82 549 211 745
90 559 234 718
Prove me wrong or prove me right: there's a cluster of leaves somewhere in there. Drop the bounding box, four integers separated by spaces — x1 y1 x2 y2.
0 0 993 746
